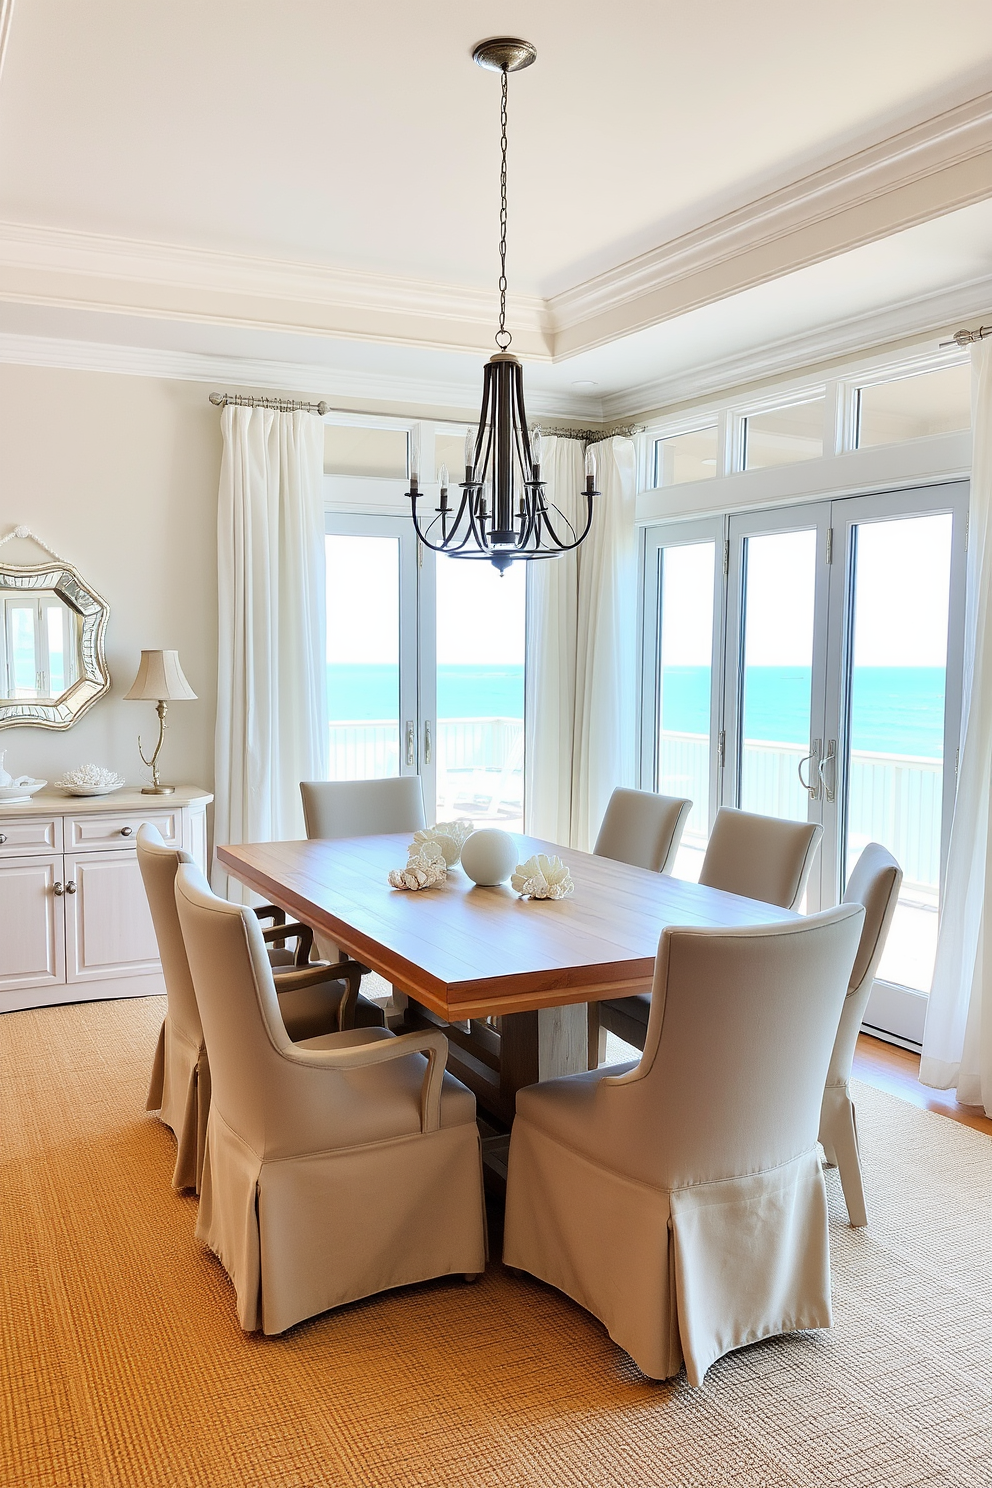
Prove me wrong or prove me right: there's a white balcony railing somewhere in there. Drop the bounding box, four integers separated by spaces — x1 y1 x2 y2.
329 720 943 889
660 731 943 892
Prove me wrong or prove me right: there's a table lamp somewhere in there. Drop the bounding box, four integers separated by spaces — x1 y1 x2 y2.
124 649 197 794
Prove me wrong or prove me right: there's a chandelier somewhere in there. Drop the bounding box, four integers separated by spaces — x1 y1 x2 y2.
408 37 598 574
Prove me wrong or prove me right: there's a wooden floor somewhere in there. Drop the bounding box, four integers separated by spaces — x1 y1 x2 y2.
853 1032 992 1136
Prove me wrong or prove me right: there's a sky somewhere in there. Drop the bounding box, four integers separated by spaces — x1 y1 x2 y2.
658 513 952 669
326 534 525 667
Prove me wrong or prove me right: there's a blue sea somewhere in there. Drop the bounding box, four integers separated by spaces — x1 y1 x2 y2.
329 664 946 758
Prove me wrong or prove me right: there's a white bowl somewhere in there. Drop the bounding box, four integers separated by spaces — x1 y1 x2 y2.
0 779 47 803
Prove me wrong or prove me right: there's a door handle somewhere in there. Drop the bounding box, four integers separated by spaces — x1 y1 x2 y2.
424 719 432 765
818 739 837 803
797 739 822 800
405 720 416 768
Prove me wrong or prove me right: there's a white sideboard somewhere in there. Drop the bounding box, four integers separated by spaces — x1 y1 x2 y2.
0 787 212 1014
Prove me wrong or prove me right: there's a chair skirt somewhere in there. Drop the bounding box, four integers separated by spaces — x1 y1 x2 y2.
146 1017 209 1192
196 1109 488 1334
504 1117 832 1387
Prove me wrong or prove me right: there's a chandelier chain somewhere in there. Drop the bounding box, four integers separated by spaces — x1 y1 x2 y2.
496 68 511 351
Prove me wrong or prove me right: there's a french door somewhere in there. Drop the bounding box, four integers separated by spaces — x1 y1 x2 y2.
641 481 967 1045
325 513 526 830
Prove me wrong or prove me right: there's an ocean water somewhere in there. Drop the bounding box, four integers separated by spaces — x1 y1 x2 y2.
329 663 947 758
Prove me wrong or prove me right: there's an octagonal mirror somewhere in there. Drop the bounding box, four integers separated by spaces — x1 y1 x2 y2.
0 562 110 728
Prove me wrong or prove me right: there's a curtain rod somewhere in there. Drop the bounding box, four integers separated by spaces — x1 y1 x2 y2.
209 392 333 415
940 324 992 349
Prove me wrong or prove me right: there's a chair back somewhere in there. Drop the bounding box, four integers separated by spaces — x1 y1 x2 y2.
174 863 303 1153
300 776 427 840
136 824 201 1046
827 843 903 1085
593 787 692 874
612 905 864 1188
698 807 821 908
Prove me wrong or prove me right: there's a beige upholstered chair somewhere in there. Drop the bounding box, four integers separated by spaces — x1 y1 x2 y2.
300 774 428 972
504 904 864 1387
138 825 371 1192
300 775 427 841
599 805 821 1052
174 862 486 1334
698 806 822 908
593 787 692 874
820 843 902 1227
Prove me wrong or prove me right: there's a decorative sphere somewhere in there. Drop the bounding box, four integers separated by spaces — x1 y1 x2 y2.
460 828 518 887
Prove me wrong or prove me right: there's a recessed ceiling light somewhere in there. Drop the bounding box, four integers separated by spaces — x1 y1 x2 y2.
571 379 598 388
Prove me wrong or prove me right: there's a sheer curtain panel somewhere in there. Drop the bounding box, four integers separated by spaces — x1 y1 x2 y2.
524 435 638 851
921 341 992 1113
213 406 327 898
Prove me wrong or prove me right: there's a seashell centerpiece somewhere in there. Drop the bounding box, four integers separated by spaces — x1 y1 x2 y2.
411 818 474 867
387 838 448 892
511 854 575 901
55 765 126 797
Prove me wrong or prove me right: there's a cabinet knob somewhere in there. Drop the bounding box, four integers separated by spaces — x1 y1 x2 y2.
65 880 77 894
53 881 64 896
120 826 133 837
0 833 6 844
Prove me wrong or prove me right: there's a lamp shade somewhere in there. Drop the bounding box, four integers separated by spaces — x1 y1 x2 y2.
124 650 197 702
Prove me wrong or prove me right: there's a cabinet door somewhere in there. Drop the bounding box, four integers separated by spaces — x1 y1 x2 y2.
63 850 160 983
0 853 64 993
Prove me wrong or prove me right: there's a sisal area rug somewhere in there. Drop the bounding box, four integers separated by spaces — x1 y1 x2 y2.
1 996 989 1488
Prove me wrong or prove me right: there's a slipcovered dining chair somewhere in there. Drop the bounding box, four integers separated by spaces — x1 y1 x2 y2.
300 775 427 842
820 842 902 1227
174 862 486 1334
300 773 429 982
593 788 692 874
598 805 822 1052
504 904 864 1387
138 824 372 1192
698 806 822 908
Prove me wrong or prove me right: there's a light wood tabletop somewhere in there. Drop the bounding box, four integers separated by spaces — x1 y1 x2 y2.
218 832 798 1022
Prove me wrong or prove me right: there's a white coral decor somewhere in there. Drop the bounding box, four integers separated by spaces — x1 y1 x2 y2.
511 854 574 901
387 839 448 892
411 819 474 867
54 765 125 790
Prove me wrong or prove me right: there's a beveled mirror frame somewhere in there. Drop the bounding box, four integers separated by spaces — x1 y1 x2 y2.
0 561 111 728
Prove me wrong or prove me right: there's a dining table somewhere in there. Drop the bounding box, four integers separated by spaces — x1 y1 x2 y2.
218 831 798 1140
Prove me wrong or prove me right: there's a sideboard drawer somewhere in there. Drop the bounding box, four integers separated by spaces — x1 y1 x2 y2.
0 815 63 856
66 809 180 852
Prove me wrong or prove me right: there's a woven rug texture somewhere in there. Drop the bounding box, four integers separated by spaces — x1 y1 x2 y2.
1 995 990 1488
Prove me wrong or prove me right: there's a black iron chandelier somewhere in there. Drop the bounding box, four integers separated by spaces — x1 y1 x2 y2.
408 37 598 574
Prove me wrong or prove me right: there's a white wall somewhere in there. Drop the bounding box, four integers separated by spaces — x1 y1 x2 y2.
0 364 220 795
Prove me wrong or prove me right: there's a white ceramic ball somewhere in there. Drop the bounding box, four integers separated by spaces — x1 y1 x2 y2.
460 828 518 887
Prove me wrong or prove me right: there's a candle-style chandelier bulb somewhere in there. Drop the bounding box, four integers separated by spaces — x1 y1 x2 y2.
406 40 598 570
438 463 449 491
585 445 597 481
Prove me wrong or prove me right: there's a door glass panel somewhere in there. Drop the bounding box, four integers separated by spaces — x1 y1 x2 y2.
325 534 400 779
738 530 817 821
8 602 38 698
657 541 714 880
435 557 525 830
844 514 952 992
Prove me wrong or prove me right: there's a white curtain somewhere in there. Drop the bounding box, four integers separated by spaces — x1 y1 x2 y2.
213 405 327 898
524 435 638 851
921 341 992 1113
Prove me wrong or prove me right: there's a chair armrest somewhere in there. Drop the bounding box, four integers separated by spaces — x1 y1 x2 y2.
253 904 286 927
272 958 364 1031
260 919 315 965
280 1028 449 1133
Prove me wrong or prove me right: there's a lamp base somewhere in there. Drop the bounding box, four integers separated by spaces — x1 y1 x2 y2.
141 784 176 795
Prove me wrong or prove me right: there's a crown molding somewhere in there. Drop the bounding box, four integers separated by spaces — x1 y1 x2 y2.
0 221 553 360
0 330 605 419
0 92 988 364
550 89 992 357
602 272 992 419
